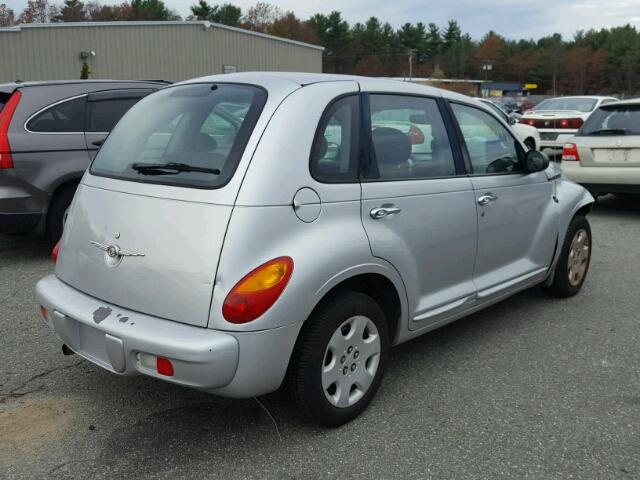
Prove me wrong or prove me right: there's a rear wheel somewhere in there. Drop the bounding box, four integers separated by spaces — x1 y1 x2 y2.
287 291 389 427
544 216 592 297
46 184 76 246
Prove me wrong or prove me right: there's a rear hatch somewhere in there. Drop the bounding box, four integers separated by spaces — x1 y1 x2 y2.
574 104 640 167
55 81 277 327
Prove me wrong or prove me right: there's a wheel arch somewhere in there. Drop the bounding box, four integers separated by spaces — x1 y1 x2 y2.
306 264 409 345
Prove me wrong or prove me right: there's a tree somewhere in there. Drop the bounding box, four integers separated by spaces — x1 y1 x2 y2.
442 19 461 49
268 12 317 44
425 23 441 56
474 31 505 78
242 2 281 32
129 0 173 20
80 61 90 79
18 0 57 23
0 3 15 26
190 1 240 26
308 11 350 73
86 2 131 20
190 0 212 20
54 0 87 22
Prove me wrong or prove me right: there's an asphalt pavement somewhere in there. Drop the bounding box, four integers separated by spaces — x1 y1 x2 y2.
1 194 639 479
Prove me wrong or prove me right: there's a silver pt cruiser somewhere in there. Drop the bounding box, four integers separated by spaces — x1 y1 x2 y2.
36 73 594 426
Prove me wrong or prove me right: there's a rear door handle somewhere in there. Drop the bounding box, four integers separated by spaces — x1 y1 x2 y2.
477 193 498 206
370 206 401 219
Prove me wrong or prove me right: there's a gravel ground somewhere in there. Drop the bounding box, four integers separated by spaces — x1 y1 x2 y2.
1 194 639 479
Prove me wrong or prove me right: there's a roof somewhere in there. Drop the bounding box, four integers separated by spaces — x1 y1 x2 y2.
0 79 169 92
0 21 325 52
544 95 618 100
602 98 640 106
390 77 484 84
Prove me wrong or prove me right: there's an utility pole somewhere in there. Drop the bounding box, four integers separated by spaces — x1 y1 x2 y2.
408 49 416 81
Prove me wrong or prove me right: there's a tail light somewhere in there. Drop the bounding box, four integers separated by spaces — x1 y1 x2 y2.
222 256 294 323
519 118 538 127
52 240 61 263
562 143 580 161
558 118 583 129
0 91 21 169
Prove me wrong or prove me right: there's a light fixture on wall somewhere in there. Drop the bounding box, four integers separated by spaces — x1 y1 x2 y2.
79 51 96 60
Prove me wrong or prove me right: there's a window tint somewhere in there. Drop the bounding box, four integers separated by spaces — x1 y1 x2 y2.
27 96 86 133
87 97 141 132
452 103 524 175
368 95 455 180
90 84 266 189
579 105 640 135
310 95 360 182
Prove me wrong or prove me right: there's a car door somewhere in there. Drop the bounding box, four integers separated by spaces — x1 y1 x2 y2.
359 93 479 329
84 89 155 159
449 101 558 298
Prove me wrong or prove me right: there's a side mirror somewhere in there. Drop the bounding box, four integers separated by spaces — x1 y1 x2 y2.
509 116 517 125
525 150 550 173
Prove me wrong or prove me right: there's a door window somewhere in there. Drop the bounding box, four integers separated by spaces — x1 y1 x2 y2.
310 95 360 182
367 95 456 180
26 96 86 133
86 97 142 132
452 103 524 175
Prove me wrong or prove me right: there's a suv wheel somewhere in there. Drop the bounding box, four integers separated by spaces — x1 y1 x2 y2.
287 291 389 427
544 215 592 297
46 185 76 246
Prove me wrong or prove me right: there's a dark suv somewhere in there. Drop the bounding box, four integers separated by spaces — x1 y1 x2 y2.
0 80 167 243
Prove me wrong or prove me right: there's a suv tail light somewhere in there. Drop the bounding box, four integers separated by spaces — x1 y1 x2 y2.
52 240 61 263
562 143 580 161
222 257 294 323
0 91 21 169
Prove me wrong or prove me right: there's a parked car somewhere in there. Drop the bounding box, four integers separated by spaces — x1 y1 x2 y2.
478 98 541 150
36 73 594 426
561 98 640 196
519 96 617 151
0 80 168 243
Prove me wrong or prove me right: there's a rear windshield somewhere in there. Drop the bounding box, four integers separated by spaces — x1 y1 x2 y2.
90 83 267 189
579 105 640 136
534 98 597 112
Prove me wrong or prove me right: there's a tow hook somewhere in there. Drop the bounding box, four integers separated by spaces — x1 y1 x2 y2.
62 344 75 356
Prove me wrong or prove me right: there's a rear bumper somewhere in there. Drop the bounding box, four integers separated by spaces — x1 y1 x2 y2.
539 131 576 149
0 170 46 233
561 161 640 193
35 275 302 397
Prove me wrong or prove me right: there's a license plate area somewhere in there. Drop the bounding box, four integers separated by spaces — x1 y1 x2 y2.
540 132 559 141
592 148 640 164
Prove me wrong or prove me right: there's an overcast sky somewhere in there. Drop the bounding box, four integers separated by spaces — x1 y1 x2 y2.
5 0 640 40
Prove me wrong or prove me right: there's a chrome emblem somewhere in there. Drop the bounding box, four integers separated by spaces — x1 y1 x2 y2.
91 241 145 262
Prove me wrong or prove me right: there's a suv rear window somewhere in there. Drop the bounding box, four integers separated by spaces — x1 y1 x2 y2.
90 83 267 189
579 104 640 136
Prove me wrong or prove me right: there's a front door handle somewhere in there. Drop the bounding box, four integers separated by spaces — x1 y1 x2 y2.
370 206 401 219
477 193 498 206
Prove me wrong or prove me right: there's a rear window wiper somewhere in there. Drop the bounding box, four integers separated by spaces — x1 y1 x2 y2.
585 128 627 135
131 162 220 175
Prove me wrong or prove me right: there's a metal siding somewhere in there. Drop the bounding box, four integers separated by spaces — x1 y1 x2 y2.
0 23 322 83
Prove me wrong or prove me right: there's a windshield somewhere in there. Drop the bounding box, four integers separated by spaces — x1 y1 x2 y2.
534 98 597 113
90 83 267 189
579 105 640 136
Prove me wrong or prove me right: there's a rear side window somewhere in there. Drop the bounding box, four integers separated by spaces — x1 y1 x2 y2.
86 97 143 132
367 94 456 180
26 96 86 133
579 105 640 136
0 92 11 112
310 95 360 183
90 84 266 189
452 103 524 175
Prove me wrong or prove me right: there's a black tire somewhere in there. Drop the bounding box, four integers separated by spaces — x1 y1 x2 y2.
46 184 76 246
544 215 592 298
286 291 389 427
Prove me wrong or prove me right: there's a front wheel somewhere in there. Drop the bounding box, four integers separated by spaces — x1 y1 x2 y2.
286 291 389 427
544 216 592 297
